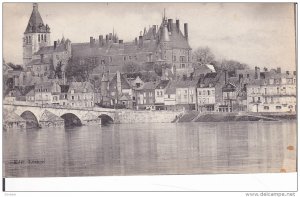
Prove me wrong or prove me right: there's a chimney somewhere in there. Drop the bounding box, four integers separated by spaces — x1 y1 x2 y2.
116 71 122 95
90 36 94 47
119 40 123 44
286 71 290 75
184 23 188 39
255 66 260 80
176 19 180 32
239 74 243 83
99 35 103 46
33 3 38 11
135 37 138 45
152 25 157 37
54 41 57 50
277 67 281 74
167 19 173 32
139 35 143 48
105 35 108 44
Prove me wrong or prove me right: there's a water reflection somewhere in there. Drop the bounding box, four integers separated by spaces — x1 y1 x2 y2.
3 121 296 177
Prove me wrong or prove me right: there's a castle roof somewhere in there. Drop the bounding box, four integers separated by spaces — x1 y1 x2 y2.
24 3 50 34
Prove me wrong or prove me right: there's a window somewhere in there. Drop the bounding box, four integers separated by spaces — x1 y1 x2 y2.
264 106 269 110
71 89 74 94
264 88 267 95
44 34 47 42
184 90 187 94
38 34 40 42
277 87 280 94
168 94 170 98
173 56 176 61
276 106 282 110
207 90 210 95
41 34 43 40
282 87 286 94
264 97 267 103
181 64 185 68
71 96 74 100
180 56 185 62
79 59 85 66
258 97 260 101
252 97 255 102
123 56 126 61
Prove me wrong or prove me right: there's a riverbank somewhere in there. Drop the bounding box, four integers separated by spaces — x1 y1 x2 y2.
116 110 181 124
175 111 296 123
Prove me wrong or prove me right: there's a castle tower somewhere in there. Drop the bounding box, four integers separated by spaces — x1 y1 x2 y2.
23 3 51 66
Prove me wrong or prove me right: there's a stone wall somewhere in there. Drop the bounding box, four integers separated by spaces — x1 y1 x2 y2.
116 110 181 124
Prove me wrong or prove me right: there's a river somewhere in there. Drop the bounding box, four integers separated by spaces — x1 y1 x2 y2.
3 121 296 177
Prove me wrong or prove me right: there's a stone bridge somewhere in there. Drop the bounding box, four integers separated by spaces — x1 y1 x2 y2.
4 103 118 127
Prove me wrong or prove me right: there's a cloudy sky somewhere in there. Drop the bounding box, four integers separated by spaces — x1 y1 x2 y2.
3 3 296 70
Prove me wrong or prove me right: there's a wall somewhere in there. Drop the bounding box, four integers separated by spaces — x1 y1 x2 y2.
116 110 180 123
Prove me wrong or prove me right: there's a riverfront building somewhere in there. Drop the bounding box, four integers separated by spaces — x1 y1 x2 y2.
247 69 296 113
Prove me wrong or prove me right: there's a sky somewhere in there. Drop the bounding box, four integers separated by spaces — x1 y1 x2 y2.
3 3 296 70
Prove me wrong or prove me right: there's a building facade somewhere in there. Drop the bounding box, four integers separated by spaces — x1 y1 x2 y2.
247 71 296 113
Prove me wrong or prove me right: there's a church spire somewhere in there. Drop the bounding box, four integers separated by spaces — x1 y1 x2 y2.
24 3 50 34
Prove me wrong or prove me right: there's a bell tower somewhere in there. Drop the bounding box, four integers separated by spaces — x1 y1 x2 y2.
23 3 51 66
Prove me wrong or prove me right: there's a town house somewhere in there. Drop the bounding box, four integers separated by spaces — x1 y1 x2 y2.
67 82 94 107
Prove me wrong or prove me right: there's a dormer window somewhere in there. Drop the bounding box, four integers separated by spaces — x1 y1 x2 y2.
83 88 87 93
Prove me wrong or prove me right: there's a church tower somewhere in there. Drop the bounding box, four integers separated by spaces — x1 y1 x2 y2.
23 3 51 66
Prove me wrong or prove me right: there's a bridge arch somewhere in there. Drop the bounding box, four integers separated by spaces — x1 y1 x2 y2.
20 111 39 129
98 114 114 125
61 113 82 127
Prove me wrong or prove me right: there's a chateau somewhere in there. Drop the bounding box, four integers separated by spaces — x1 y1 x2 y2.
22 3 193 79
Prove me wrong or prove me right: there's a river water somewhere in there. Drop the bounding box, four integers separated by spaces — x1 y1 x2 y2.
3 121 296 177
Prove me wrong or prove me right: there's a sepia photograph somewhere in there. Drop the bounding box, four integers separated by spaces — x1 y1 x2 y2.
2 2 297 192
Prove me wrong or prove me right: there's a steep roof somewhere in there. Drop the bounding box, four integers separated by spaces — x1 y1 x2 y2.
24 3 50 34
59 85 69 93
68 81 94 93
4 111 26 123
35 43 67 55
109 73 132 90
40 110 64 122
25 89 35 96
142 81 157 90
155 80 169 89
119 94 131 101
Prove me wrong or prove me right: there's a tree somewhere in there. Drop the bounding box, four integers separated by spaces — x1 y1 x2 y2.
216 59 249 71
65 57 97 82
54 61 63 79
193 47 215 66
122 61 141 74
